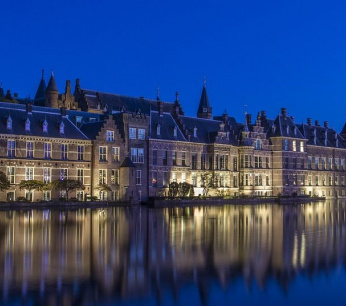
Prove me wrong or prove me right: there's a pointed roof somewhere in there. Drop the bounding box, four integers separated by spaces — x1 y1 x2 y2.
0 82 4 98
34 70 47 101
46 71 58 92
120 157 136 168
197 83 211 115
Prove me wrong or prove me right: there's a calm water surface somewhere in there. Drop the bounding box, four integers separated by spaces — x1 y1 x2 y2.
1 201 346 305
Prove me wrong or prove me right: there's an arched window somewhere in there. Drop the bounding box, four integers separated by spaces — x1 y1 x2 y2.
25 118 30 132
254 138 262 150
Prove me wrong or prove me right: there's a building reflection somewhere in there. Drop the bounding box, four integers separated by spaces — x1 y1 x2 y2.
0 201 346 304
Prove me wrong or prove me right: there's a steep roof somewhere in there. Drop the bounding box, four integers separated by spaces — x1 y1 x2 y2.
46 71 58 92
80 121 105 140
34 73 46 102
267 114 305 139
0 102 88 140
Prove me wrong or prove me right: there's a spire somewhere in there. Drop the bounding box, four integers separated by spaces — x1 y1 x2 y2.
34 69 47 104
0 82 4 98
156 85 160 101
197 78 212 119
46 70 58 92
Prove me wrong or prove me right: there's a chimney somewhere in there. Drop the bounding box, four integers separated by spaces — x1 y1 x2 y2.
246 113 252 126
315 120 319 126
307 118 312 125
281 108 287 117
65 80 71 94
324 121 328 128
157 101 163 116
60 107 67 117
5 90 12 100
26 103 32 114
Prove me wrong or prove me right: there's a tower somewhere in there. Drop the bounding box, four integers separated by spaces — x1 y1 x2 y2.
34 69 47 106
197 78 212 119
45 71 59 108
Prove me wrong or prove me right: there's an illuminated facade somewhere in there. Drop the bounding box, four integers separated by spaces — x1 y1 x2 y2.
0 72 345 202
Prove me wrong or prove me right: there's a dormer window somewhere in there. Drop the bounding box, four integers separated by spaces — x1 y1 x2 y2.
193 127 197 137
7 116 12 130
25 118 30 132
272 124 276 133
173 126 177 137
43 119 48 133
336 138 339 148
60 122 65 134
294 126 297 135
286 126 289 135
157 124 160 136
203 108 208 112
255 138 262 150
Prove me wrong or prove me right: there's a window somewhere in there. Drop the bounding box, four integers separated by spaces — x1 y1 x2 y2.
60 169 68 180
315 157 319 170
99 146 107 162
59 122 65 134
233 157 238 171
328 158 332 170
293 157 297 169
44 142 51 159
193 127 197 137
209 155 213 170
25 118 30 131
192 173 197 187
173 126 177 137
111 169 119 185
131 148 144 163
300 141 304 152
61 144 68 160
182 152 186 166
301 175 305 185
322 157 326 170
77 169 84 183
7 116 12 130
43 191 51 201
292 140 296 152
172 151 177 165
308 175 312 186
7 166 15 184
76 116 82 127
181 172 186 183
26 141 34 158
284 139 289 151
112 147 120 162
322 175 326 186
266 175 270 186
192 154 197 170
129 127 136 139
308 156 312 169
153 149 158 165
233 175 238 187
255 139 262 150
43 168 51 184
136 170 142 185
329 176 333 186
43 119 48 133
77 145 84 161
7 140 15 158
201 155 206 170
151 171 157 186
76 191 83 201
172 172 177 183
99 169 107 184
163 172 169 187
163 150 168 166
341 159 345 171
138 128 145 140
25 167 34 180
293 175 297 185
157 124 161 136
335 158 339 170
106 130 114 142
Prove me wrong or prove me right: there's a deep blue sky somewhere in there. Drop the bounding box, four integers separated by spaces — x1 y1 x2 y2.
2 0 346 131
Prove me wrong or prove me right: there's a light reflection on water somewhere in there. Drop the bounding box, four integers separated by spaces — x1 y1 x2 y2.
1 201 346 305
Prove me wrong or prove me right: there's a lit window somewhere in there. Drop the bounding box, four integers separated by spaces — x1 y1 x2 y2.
7 140 15 158
131 148 144 163
292 140 296 152
129 127 136 139
192 173 197 187
172 172 177 183
61 144 68 160
138 128 145 140
181 172 186 183
111 169 119 185
151 171 157 186
44 142 52 159
255 139 262 150
77 145 84 161
284 139 289 151
300 141 304 152
77 169 84 183
99 169 107 184
43 168 51 184
25 167 34 180
106 130 114 142
7 166 15 184
26 141 34 158
60 169 68 180
112 147 120 162
25 118 30 132
99 146 107 161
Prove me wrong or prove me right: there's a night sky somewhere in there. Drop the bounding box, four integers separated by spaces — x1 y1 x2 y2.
2 0 346 131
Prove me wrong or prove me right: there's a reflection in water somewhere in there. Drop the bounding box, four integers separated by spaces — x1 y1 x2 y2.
0 201 346 305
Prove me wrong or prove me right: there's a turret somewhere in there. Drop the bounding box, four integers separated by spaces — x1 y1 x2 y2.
45 71 59 108
34 69 47 106
197 78 212 119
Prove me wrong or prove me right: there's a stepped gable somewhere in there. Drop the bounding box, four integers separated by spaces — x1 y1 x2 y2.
150 111 186 141
79 89 175 114
267 108 305 139
0 102 88 140
80 120 105 140
299 120 346 148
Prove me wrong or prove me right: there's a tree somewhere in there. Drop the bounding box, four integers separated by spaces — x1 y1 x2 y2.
19 180 44 201
200 172 213 196
178 182 192 197
95 183 112 192
52 179 85 201
0 171 10 191
168 182 179 198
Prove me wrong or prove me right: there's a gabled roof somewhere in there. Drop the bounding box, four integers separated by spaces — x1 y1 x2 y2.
79 89 177 115
150 111 186 141
267 114 305 139
0 102 88 140
120 157 136 168
80 121 105 140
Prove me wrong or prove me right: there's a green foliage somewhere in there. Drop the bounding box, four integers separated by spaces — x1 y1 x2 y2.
19 180 44 192
178 182 191 197
169 182 194 198
168 182 179 197
200 172 213 196
0 171 10 191
52 179 85 201
95 183 112 192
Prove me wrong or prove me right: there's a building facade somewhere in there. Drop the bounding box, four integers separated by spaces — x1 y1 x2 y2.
0 72 345 202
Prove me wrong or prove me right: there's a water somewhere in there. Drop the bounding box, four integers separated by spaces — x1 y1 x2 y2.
1 201 346 305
